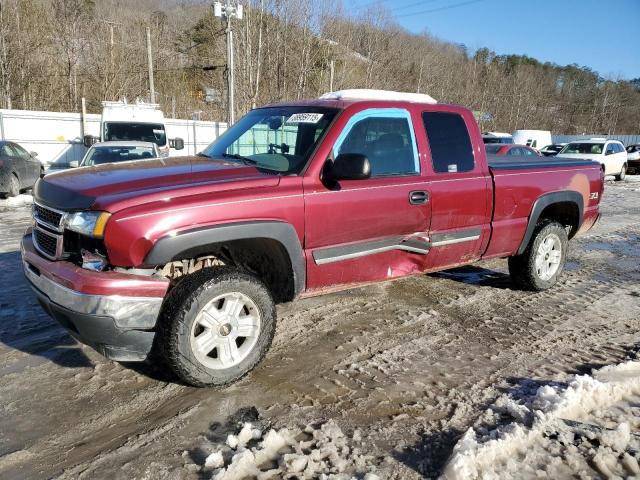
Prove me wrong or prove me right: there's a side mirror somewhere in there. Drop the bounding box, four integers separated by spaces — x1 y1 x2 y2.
69 160 79 168
605 150 613 156
30 151 38 157
327 153 371 181
170 137 184 150
83 135 97 148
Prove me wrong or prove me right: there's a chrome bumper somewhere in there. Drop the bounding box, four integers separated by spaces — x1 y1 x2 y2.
23 260 163 329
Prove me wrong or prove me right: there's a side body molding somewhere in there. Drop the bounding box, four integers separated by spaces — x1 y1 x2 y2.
143 221 306 296
516 190 584 256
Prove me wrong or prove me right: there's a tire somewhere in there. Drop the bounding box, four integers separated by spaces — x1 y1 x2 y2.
7 174 19 197
508 221 568 291
614 164 626 181
157 267 276 387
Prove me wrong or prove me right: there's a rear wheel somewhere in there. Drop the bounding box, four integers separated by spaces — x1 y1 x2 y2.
614 163 626 181
508 221 568 291
157 267 276 387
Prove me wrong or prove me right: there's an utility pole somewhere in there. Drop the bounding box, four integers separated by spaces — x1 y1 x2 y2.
146 26 156 104
329 59 335 92
214 1 243 125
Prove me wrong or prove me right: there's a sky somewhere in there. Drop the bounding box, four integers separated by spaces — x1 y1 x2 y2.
347 0 640 80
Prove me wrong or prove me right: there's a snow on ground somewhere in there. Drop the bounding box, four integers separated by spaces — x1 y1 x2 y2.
0 193 33 209
442 360 640 479
189 418 379 479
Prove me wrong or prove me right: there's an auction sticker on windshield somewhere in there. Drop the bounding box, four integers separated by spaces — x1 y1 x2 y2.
286 113 324 124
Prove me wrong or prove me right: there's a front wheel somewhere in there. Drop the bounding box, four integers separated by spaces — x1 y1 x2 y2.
157 267 276 387
614 164 626 181
508 221 568 291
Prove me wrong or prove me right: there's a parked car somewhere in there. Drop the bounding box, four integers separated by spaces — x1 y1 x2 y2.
0 141 43 198
558 139 627 180
626 144 640 174
74 141 160 167
512 130 552 150
485 144 542 156
540 144 567 157
482 131 514 144
23 89 603 387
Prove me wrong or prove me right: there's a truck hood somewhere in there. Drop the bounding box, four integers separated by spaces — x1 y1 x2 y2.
34 155 280 212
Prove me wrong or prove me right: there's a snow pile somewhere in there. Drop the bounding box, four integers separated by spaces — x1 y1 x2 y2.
0 193 33 209
441 360 640 479
197 420 378 480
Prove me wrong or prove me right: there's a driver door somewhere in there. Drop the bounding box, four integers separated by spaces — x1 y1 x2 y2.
303 108 432 290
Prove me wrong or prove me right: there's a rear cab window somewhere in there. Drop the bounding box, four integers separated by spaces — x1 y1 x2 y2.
421 111 475 173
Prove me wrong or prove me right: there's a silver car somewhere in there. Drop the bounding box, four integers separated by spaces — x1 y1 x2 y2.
78 141 160 167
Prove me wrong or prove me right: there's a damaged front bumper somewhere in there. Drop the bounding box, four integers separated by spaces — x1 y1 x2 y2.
21 231 169 361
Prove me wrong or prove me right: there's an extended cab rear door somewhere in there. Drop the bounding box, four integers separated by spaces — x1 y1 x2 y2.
419 107 492 268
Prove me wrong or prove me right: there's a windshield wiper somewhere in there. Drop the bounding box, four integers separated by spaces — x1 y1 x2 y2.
222 153 258 166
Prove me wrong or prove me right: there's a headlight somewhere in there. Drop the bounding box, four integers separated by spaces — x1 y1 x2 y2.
65 211 111 238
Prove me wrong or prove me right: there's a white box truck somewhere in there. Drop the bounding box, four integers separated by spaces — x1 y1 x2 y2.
512 130 552 150
85 100 184 157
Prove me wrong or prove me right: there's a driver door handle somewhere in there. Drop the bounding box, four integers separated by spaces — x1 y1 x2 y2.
409 190 429 205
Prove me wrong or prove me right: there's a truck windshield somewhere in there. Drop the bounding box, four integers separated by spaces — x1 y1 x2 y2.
104 122 167 146
201 107 339 174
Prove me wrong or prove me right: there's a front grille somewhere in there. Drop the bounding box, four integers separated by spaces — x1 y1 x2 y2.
33 227 62 259
33 203 64 231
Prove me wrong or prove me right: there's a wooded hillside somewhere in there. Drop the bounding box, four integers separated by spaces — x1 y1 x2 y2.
1 0 638 134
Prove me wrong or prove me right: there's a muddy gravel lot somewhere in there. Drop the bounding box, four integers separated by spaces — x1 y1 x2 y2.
1 179 639 479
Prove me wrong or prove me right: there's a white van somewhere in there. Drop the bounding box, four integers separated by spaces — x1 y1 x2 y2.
512 130 552 150
84 100 183 157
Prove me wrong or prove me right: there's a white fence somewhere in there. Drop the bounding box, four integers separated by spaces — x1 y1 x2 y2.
0 109 227 167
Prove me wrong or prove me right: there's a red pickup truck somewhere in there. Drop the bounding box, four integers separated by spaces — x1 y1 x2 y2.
22 90 603 387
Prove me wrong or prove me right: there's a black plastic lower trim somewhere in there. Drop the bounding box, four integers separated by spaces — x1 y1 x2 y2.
516 190 584 256
144 220 306 296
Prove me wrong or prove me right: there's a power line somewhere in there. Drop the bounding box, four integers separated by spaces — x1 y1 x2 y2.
354 0 469 13
396 0 487 18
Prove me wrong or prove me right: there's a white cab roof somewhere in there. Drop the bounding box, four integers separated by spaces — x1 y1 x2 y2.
92 141 156 148
484 132 512 137
320 89 437 104
101 100 165 123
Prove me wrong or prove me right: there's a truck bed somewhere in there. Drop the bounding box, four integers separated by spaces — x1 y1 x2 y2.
484 153 603 260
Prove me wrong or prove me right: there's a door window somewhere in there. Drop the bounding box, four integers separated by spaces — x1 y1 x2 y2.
605 143 615 155
4 144 23 159
333 108 419 177
0 144 13 157
10 143 31 159
422 112 474 173
507 147 521 156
